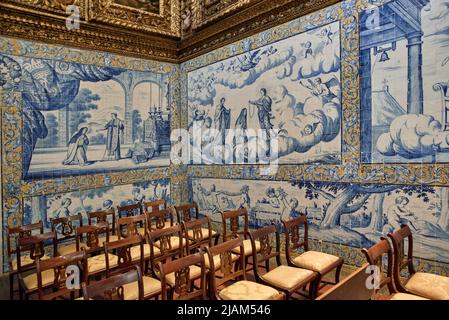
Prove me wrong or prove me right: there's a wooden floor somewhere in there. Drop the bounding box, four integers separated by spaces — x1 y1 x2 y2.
0 263 360 300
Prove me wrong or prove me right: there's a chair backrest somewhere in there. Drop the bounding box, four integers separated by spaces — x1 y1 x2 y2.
387 225 416 292
205 238 246 300
50 214 83 244
143 199 167 213
146 208 174 231
282 215 309 265
361 238 395 295
7 221 44 257
117 214 147 240
174 202 199 223
157 252 207 300
16 232 58 273
117 203 143 219
104 235 144 277
249 224 281 282
75 223 109 254
221 208 249 241
36 250 88 300
82 265 144 300
148 225 186 274
88 209 116 235
316 263 374 300
183 217 213 251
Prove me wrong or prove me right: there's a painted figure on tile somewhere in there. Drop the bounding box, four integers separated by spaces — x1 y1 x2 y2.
102 113 125 161
383 196 418 234
54 198 72 219
249 88 274 154
63 127 90 166
214 97 231 144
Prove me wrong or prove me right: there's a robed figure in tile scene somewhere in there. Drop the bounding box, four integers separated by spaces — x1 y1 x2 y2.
214 97 231 145
63 127 90 166
249 88 274 155
102 113 125 161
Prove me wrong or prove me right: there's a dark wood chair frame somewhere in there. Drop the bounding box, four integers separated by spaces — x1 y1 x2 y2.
249 224 319 300
36 250 88 300
16 232 58 300
88 209 117 237
81 265 144 300
117 203 143 219
117 214 149 241
361 237 396 299
387 224 418 294
143 199 167 213
6 221 44 300
174 202 200 223
157 251 207 300
146 208 175 232
282 215 344 293
50 214 83 255
182 217 214 253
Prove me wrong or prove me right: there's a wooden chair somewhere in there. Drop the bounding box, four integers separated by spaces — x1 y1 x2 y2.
222 208 259 270
6 221 45 300
282 215 344 295
16 232 58 300
157 251 207 300
146 208 175 231
206 238 285 300
75 223 119 279
117 214 148 240
143 199 167 213
50 214 83 256
81 265 144 300
104 235 162 300
117 203 143 219
183 217 215 253
361 238 428 300
174 202 200 223
88 209 119 243
36 250 88 300
250 225 319 299
148 225 186 277
316 264 375 300
388 225 449 300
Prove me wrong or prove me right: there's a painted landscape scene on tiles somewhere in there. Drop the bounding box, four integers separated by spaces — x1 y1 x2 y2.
23 179 170 230
360 0 449 163
192 178 449 264
187 21 342 165
0 53 171 180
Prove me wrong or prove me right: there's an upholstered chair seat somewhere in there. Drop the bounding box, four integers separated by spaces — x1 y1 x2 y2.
404 272 449 300
130 244 152 261
203 252 239 269
261 265 316 291
58 243 87 255
11 255 50 271
231 239 260 256
123 276 162 300
154 236 185 250
165 265 202 286
187 228 217 240
87 254 119 274
292 251 342 273
22 269 55 291
98 235 119 245
219 280 281 300
389 293 429 300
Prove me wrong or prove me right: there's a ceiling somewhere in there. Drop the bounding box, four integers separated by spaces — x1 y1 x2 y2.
0 0 340 62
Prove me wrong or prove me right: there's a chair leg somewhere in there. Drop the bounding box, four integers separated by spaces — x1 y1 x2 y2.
9 273 14 300
311 276 321 300
335 263 343 284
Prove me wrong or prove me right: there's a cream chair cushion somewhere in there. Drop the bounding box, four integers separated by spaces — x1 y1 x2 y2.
11 255 50 271
130 244 152 261
137 227 147 237
87 254 119 274
123 276 162 300
154 236 185 250
390 293 429 300
58 243 87 255
165 265 202 286
98 235 119 245
261 265 315 290
231 239 261 256
292 251 341 273
219 280 280 300
405 272 449 300
22 269 55 291
150 221 173 231
203 253 239 269
187 229 217 241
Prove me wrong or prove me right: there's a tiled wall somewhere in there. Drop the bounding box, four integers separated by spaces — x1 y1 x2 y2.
182 0 449 275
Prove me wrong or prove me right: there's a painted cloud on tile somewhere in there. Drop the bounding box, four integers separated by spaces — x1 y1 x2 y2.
192 178 449 264
187 21 342 165
0 54 171 180
23 179 171 230
360 0 449 163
